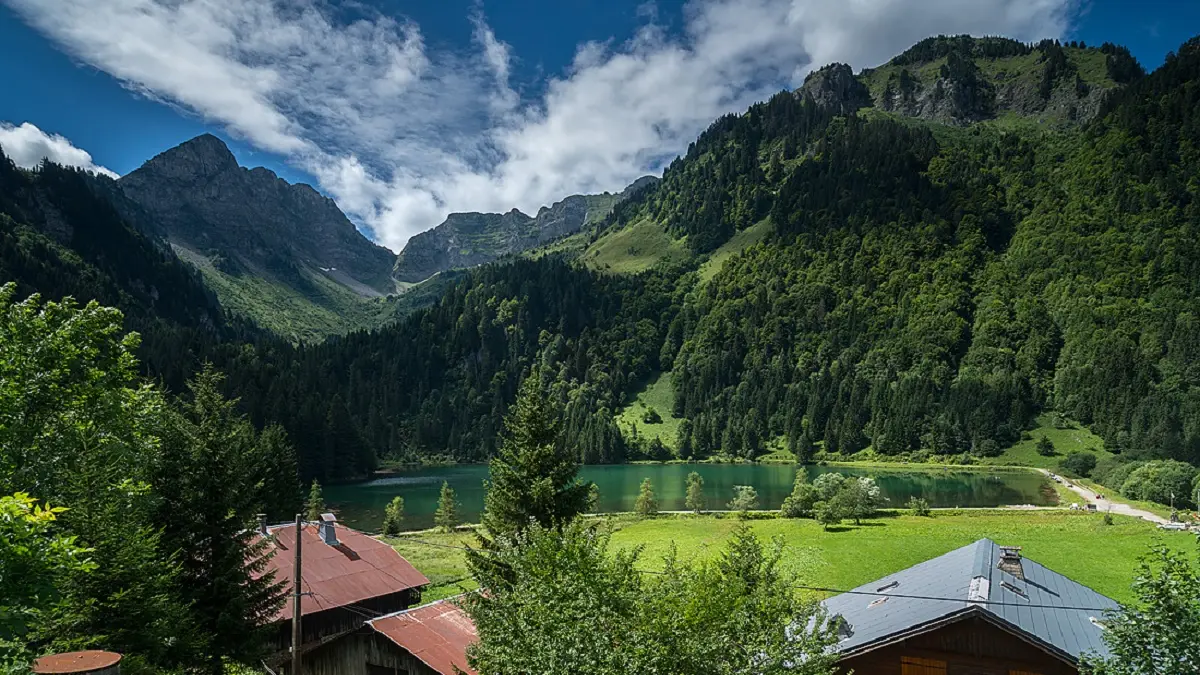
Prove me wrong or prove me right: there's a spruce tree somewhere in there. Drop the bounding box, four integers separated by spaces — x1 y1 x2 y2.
154 367 286 674
635 478 659 517
306 479 325 522
435 482 459 532
382 496 405 536
481 375 593 538
685 472 705 514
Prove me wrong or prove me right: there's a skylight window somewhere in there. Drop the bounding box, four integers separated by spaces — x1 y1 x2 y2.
876 581 900 593
868 597 889 609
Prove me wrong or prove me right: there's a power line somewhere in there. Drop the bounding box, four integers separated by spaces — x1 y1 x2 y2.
387 535 1115 613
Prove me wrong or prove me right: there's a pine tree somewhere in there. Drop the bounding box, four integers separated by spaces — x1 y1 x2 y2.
306 479 325 522
154 367 287 674
382 496 405 536
685 472 705 514
635 478 659 517
435 482 459 532
481 375 593 538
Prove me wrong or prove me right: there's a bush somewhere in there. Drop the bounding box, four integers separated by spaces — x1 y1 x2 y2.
1059 452 1098 478
974 439 1000 457
1101 512 1113 526
908 496 932 517
1121 460 1198 508
779 472 816 518
1036 435 1056 457
727 485 759 515
814 500 845 530
642 407 663 424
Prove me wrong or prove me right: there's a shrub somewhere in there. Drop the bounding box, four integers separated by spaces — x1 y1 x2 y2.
1102 512 1113 526
1121 460 1198 508
908 496 932 517
779 472 816 518
642 407 663 424
728 485 759 515
1059 452 1098 478
1102 460 1145 489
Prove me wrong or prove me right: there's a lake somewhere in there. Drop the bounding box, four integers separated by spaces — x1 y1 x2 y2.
323 463 1055 532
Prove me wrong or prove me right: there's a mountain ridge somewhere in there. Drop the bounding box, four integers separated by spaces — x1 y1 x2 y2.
393 176 659 282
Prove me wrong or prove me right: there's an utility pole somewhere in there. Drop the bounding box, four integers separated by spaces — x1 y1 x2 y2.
291 513 303 675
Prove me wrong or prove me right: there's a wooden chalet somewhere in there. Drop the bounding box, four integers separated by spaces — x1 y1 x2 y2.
822 539 1120 675
254 514 429 671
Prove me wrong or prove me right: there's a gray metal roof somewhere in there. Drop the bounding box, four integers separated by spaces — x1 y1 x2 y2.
821 539 1119 664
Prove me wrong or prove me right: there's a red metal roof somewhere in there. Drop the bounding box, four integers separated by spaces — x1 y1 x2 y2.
32 651 122 673
256 523 429 623
370 599 479 675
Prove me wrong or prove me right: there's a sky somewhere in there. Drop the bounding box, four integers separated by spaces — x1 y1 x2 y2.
0 0 1196 251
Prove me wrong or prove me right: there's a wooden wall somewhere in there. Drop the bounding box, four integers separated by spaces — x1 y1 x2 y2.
281 630 441 675
838 616 1078 675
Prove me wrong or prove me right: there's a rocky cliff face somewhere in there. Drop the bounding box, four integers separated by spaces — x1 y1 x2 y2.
858 36 1136 127
800 63 871 114
119 134 396 295
393 177 658 283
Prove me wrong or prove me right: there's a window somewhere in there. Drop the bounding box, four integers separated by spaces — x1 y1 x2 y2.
901 656 947 675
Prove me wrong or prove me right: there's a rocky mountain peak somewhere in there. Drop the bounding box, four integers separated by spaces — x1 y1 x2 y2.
138 133 239 182
800 63 871 114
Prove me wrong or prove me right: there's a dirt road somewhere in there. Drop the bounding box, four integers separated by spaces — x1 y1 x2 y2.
1036 469 1170 525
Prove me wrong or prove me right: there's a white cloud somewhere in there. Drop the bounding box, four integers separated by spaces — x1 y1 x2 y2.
3 0 1074 251
0 122 119 178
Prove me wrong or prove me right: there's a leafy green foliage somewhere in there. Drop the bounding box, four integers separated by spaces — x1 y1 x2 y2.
907 496 932 516
635 478 658 518
461 522 839 675
727 485 759 514
0 286 193 668
0 494 94 666
1119 461 1198 509
779 472 816 518
1081 545 1200 674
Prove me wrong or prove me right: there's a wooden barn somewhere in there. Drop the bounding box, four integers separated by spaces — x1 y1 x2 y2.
254 515 429 671
296 598 478 675
822 539 1120 675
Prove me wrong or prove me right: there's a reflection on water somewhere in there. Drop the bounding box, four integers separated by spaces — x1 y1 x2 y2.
323 463 1053 532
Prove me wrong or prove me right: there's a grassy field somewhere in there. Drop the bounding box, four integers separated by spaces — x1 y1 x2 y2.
390 511 1187 605
982 414 1113 469
697 218 772 283
581 216 690 274
616 371 683 448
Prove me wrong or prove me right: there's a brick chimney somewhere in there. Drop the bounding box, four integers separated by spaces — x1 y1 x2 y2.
998 545 1024 580
318 513 339 546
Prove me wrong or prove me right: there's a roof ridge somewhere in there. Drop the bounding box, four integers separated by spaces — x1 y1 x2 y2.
369 594 469 624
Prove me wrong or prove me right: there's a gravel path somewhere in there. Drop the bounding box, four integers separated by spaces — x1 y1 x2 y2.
1036 469 1170 525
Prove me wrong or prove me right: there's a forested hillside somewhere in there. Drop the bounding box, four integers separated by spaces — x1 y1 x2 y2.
2 34 1198 484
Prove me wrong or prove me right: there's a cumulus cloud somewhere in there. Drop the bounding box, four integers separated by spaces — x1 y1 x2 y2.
3 0 1073 250
0 122 119 179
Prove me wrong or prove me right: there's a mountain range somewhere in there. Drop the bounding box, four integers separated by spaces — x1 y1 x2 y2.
3 33 1198 481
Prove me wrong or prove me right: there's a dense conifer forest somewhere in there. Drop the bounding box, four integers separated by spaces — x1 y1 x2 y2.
2 35 1199 482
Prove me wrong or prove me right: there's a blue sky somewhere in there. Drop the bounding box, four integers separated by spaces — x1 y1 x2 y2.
1 0 1195 249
